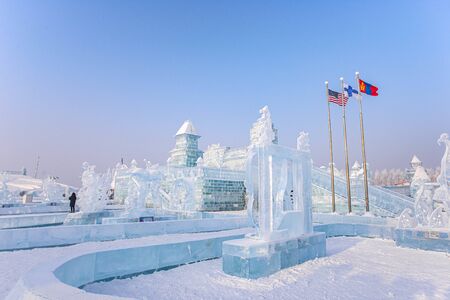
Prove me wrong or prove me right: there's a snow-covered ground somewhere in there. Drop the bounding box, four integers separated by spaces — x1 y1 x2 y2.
0 228 251 299
85 237 450 300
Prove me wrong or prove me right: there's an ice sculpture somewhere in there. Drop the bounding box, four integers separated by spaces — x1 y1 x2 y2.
429 204 449 228
123 178 148 217
162 168 197 211
297 131 310 152
246 115 313 240
42 176 65 203
413 185 433 226
223 106 325 279
76 162 111 213
398 133 450 229
0 175 11 204
202 144 226 168
398 208 417 228
410 165 431 198
122 160 162 216
433 133 450 205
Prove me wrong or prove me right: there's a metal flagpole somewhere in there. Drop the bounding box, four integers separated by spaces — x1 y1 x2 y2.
325 81 336 213
340 77 352 213
355 72 370 212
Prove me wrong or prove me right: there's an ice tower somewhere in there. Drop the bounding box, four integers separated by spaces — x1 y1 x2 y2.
168 120 203 167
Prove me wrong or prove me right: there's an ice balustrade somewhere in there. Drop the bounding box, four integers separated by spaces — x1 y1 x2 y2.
312 167 414 217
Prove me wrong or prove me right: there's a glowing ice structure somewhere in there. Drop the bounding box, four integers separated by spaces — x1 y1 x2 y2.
222 107 325 279
398 133 450 229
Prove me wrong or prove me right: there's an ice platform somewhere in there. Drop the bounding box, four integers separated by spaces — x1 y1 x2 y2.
395 227 450 252
63 211 114 225
222 232 326 279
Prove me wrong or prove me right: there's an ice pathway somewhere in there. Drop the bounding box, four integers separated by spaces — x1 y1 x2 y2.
85 237 450 300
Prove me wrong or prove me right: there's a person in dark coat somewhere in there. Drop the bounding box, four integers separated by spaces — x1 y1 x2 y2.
69 192 77 213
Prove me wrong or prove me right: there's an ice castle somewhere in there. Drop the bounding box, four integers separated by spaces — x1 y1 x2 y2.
112 114 280 211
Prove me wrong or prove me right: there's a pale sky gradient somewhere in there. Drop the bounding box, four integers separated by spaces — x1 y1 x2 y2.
1 0 449 186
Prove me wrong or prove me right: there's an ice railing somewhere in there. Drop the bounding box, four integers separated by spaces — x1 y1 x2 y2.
312 167 414 216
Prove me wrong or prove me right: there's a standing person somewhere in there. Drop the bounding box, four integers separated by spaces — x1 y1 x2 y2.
69 192 77 213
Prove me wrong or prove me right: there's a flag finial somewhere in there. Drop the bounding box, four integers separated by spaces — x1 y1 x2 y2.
325 81 328 85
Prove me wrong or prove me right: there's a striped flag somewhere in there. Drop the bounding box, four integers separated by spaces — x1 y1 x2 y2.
328 89 348 106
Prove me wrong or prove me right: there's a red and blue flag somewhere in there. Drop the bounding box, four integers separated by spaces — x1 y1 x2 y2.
359 79 378 96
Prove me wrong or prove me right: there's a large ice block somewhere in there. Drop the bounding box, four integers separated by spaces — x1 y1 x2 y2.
222 232 326 279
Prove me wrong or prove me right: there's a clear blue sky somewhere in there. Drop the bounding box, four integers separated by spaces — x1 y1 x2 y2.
1 0 449 186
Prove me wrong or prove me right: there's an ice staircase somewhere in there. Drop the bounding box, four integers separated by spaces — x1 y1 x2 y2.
312 167 414 217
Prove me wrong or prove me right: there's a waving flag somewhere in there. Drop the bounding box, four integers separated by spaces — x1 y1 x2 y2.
344 84 358 97
359 79 378 96
328 89 348 106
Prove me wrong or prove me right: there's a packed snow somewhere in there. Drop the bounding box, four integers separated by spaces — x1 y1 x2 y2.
0 228 251 299
85 237 450 300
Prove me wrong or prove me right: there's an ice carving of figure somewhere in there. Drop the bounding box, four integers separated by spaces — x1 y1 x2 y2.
250 106 276 147
413 184 433 226
297 131 310 152
398 208 417 228
77 162 111 213
433 133 450 205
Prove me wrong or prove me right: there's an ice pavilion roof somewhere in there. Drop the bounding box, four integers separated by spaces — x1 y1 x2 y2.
411 155 421 164
176 120 198 136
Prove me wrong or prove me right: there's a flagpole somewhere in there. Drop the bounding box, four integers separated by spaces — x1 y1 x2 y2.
355 72 370 212
340 77 352 213
325 81 336 213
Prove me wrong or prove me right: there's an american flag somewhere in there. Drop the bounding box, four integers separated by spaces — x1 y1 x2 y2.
328 89 348 106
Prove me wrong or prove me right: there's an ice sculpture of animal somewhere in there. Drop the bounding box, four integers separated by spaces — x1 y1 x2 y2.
433 133 450 205
246 106 313 241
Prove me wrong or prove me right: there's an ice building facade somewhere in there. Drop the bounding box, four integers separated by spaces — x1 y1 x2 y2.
112 117 280 211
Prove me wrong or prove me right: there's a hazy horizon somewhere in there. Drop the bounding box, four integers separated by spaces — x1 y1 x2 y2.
1 1 449 187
